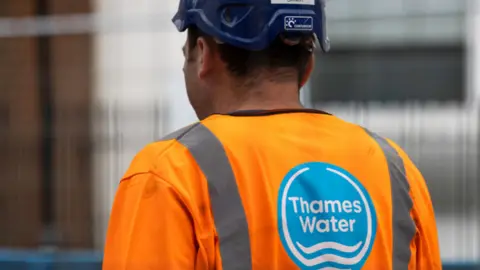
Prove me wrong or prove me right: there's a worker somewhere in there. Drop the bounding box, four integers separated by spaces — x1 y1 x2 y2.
103 0 442 269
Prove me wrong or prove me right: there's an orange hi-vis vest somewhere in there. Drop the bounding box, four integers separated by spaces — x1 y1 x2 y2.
103 109 441 270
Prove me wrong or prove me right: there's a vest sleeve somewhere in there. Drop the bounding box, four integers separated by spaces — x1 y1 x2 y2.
407 159 442 270
103 172 197 270
387 139 442 270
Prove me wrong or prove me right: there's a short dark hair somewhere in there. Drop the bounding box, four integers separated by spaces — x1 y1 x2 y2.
187 26 313 85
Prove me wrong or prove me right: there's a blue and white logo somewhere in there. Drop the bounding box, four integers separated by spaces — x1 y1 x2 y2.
278 162 377 269
284 16 313 31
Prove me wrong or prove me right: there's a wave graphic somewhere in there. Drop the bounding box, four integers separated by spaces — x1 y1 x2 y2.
295 241 363 270
295 241 363 266
296 241 363 254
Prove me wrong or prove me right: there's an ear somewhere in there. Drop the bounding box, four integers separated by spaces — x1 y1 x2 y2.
196 37 214 78
300 53 315 88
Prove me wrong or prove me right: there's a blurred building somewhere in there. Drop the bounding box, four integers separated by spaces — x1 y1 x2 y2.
0 0 478 266
0 0 93 249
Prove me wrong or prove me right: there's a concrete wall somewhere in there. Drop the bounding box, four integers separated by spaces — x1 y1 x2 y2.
327 0 467 45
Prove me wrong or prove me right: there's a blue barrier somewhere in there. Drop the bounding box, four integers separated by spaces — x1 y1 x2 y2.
0 250 102 270
0 250 478 270
443 263 480 270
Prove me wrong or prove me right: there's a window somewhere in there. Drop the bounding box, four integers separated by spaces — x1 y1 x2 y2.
309 44 466 103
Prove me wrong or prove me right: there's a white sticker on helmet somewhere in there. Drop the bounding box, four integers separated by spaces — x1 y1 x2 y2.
284 16 313 31
271 0 314 5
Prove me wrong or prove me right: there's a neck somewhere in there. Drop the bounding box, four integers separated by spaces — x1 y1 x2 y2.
212 80 303 115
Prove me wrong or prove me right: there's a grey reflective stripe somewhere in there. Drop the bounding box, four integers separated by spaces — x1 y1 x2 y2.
365 129 416 270
160 123 198 141
177 123 252 270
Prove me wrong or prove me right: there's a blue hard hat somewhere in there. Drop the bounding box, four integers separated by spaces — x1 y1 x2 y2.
172 0 330 52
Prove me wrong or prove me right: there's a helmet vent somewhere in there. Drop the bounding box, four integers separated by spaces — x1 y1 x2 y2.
223 7 232 23
220 4 253 28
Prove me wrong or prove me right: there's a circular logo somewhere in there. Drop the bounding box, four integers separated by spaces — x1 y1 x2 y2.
277 162 377 270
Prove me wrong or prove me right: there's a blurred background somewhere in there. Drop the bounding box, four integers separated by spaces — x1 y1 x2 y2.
0 0 479 269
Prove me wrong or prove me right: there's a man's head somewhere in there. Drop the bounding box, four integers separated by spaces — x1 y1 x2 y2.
173 0 329 119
